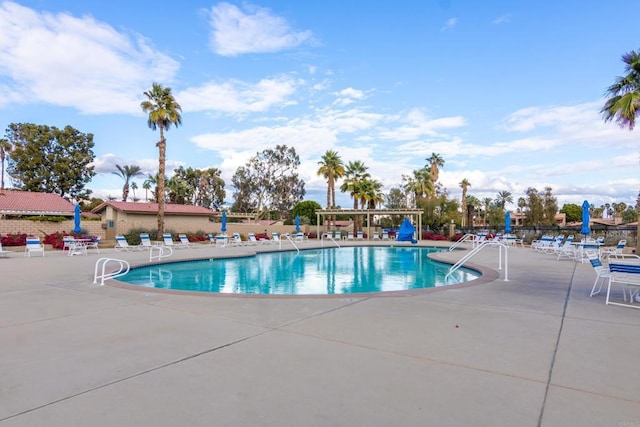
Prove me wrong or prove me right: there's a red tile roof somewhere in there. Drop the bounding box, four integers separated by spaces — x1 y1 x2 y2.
0 190 75 215
92 201 216 216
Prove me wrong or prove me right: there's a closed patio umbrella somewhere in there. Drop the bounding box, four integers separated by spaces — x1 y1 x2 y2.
295 215 300 232
221 211 227 233
504 211 511 233
73 204 82 233
581 200 590 236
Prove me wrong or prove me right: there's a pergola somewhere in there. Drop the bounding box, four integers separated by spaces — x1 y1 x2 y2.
315 209 423 240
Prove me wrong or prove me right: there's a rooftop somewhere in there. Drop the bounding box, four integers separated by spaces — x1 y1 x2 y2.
92 201 216 216
0 190 74 215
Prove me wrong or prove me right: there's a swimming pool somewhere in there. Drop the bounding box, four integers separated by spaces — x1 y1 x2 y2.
117 246 479 295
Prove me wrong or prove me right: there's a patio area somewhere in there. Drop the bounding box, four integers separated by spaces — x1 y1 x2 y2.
0 241 638 426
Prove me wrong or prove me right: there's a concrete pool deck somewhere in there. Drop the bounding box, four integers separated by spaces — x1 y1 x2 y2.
0 241 638 426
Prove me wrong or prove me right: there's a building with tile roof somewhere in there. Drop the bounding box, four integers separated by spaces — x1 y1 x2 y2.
91 201 217 240
0 190 75 216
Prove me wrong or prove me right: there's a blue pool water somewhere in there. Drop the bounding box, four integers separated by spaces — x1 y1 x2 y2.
117 246 479 295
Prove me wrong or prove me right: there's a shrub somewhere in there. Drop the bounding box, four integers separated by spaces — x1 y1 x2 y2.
1 233 27 246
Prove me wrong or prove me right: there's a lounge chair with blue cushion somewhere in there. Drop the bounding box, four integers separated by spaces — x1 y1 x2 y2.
140 233 153 248
25 237 45 257
602 240 626 258
178 234 196 248
115 235 142 252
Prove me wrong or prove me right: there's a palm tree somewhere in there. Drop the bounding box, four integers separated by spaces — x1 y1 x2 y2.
602 48 640 252
426 153 444 183
141 82 182 235
0 138 11 190
459 178 471 227
495 190 513 210
340 161 370 231
112 164 144 202
130 182 139 201
482 197 493 226
142 178 153 202
317 150 345 229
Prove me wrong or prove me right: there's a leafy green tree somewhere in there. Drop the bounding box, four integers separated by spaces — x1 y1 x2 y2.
112 164 144 202
622 206 639 223
419 193 459 230
143 175 156 202
384 187 406 227
465 194 480 227
542 187 558 225
524 187 544 226
560 203 582 222
292 200 322 225
231 145 305 219
6 123 95 199
141 82 182 235
172 166 226 209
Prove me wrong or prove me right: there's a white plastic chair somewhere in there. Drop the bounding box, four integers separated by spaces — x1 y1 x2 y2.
25 237 45 257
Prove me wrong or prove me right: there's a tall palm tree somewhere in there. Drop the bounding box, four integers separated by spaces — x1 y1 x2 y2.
459 178 471 227
112 164 144 202
317 150 345 229
602 48 640 252
142 177 153 202
426 153 445 183
0 138 11 190
340 161 370 231
141 82 182 235
130 182 139 201
495 190 513 210
482 197 493 226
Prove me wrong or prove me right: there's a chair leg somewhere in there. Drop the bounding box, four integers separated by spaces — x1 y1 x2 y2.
589 275 603 297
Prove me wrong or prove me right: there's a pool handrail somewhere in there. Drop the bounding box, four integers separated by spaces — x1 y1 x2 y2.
445 241 509 282
93 257 130 286
150 245 173 262
284 234 300 253
449 233 476 251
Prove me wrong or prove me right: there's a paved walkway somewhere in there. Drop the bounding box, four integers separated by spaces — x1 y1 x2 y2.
0 241 638 426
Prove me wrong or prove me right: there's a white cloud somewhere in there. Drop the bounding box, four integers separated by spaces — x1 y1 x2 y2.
333 87 367 106
492 14 511 24
0 2 179 114
91 154 183 176
209 2 313 56
441 17 457 31
178 75 301 114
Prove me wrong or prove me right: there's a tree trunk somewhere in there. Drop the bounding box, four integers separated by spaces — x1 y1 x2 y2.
157 133 166 235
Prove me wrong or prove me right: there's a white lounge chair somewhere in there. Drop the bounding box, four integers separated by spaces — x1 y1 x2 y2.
602 240 626 258
25 237 45 257
87 236 101 253
346 231 354 240
271 232 282 243
294 232 304 242
587 250 612 298
140 233 153 248
62 236 75 253
0 242 13 258
382 231 390 241
115 235 142 252
356 231 364 240
372 232 380 240
178 234 196 248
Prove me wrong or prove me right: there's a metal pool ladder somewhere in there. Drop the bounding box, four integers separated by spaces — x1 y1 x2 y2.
445 241 509 282
93 258 130 286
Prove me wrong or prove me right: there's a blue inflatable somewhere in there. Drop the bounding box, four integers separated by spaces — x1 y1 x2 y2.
397 218 416 242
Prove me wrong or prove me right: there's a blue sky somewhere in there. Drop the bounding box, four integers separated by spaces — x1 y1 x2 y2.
1 0 639 211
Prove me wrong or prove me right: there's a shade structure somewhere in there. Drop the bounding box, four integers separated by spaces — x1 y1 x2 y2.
505 211 511 233
221 212 227 233
580 200 590 235
73 204 82 233
295 215 301 232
